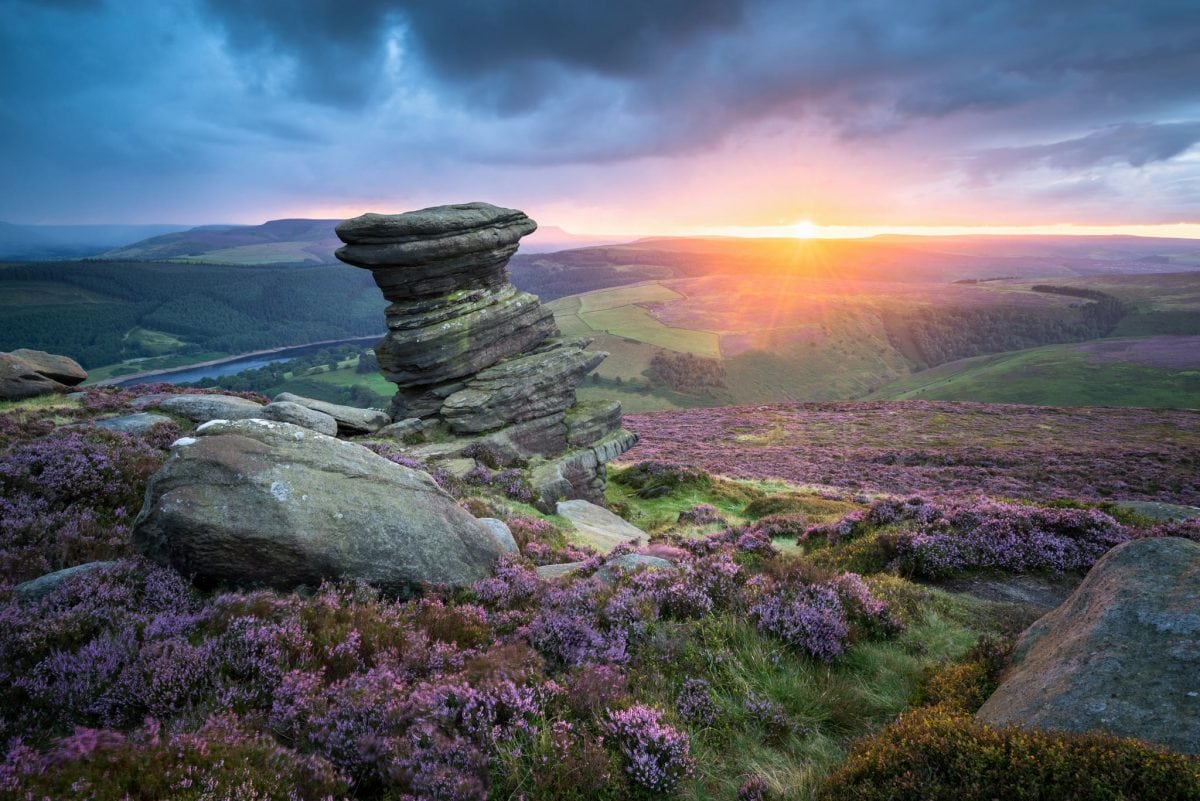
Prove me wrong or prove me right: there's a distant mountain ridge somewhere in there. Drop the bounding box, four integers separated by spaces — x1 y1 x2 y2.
94 218 636 264
98 218 344 264
0 221 193 261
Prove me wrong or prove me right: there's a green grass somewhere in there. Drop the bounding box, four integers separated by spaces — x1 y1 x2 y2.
869 340 1200 409
578 305 721 357
171 241 331 265
576 282 684 313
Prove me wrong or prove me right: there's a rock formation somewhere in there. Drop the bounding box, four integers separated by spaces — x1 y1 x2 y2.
336 202 636 508
1 350 85 400
132 418 504 595
977 536 1200 754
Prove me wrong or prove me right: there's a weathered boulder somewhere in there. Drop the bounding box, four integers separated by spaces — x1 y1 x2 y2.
91 412 174 435
132 419 503 595
273 393 390 435
154 394 265 422
556 499 647 554
14 561 116 602
10 349 88 386
260 401 338 436
441 342 606 433
0 352 68 400
531 429 640 511
977 537 1200 754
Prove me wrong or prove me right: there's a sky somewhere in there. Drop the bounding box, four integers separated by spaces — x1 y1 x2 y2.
2 0 1199 237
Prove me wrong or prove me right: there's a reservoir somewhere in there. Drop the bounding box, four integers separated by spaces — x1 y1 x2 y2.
113 335 382 387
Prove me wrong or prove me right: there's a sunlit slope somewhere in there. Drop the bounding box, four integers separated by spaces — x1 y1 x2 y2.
549 276 1103 409
868 336 1200 409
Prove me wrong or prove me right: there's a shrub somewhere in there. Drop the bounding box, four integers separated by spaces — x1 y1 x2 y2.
677 503 725 526
915 636 1013 713
605 705 694 795
612 462 711 500
821 705 1200 801
885 500 1128 577
0 716 348 800
749 582 848 662
675 678 718 726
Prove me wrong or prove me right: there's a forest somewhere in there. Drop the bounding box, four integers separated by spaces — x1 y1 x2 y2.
0 260 383 368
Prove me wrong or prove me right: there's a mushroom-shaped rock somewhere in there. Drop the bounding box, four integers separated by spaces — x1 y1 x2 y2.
132 418 503 595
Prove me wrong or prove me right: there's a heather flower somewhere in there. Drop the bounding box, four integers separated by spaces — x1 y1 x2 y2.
605 705 694 794
675 678 718 726
749 581 849 662
738 775 771 801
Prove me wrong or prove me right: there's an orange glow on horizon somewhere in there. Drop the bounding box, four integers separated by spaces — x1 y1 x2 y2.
290 203 1200 242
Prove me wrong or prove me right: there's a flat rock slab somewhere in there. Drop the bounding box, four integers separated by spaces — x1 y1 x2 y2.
556 499 646 554
92 412 174 435
273 392 390 434
1115 500 1200 522
536 562 585 580
977 537 1200 754
931 574 1081 613
154 394 265 422
14 561 116 602
261 401 338 436
10 349 87 386
133 418 503 595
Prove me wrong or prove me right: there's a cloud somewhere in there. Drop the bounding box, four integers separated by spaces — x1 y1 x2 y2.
969 122 1200 180
1 0 1199 225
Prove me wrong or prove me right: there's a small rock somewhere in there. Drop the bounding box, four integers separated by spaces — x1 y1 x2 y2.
556 499 646 554
478 518 519 554
439 458 478 479
595 553 677 584
91 412 174 435
261 401 338 436
536 562 585 580
376 417 428 441
15 561 115 602
154 394 265 422
273 392 390 434
10 349 88 386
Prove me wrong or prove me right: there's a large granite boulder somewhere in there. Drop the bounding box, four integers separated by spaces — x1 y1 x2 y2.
9 349 87 386
1 352 69 400
132 419 504 595
977 537 1200 754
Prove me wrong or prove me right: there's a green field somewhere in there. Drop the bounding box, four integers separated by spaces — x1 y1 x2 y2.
870 338 1200 409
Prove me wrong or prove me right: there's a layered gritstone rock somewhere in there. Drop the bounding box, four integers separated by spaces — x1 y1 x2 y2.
336 201 638 509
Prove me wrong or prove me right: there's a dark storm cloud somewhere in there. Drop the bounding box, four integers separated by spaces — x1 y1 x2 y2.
192 0 1200 162
1 0 1199 222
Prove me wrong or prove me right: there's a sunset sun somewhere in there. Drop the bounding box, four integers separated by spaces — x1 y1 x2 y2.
791 219 817 239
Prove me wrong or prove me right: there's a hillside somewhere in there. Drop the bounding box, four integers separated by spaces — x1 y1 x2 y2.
511 234 1200 301
868 336 1200 409
98 218 344 264
0 221 192 260
2 388 1197 800
0 260 383 371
